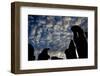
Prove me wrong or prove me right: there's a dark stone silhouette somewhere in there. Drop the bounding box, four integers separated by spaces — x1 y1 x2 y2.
28 44 35 60
71 26 88 58
38 48 50 60
65 40 77 59
51 56 63 60
85 32 88 39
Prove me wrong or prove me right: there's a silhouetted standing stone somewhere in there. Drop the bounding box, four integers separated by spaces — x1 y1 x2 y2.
71 26 88 58
28 44 35 60
38 48 50 60
65 40 77 59
85 32 88 39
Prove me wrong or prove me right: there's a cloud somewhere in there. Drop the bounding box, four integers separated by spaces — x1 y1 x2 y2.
28 15 88 57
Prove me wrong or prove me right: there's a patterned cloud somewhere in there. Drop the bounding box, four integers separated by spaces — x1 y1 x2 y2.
28 15 88 58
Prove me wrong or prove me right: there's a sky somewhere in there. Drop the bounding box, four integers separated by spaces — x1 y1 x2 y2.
28 15 88 58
